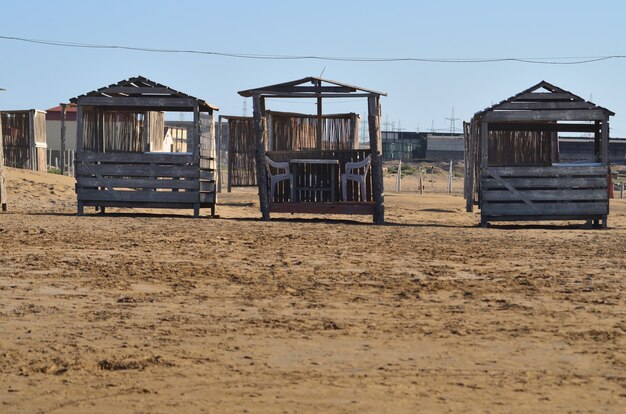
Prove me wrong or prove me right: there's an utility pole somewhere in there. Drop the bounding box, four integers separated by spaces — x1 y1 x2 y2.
243 99 248 117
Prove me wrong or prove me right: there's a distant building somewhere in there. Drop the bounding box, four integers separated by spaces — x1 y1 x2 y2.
425 133 464 160
559 137 626 164
381 131 425 160
45 105 78 170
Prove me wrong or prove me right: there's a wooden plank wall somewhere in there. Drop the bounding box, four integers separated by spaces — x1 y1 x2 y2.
199 112 217 211
480 165 609 220
227 117 257 188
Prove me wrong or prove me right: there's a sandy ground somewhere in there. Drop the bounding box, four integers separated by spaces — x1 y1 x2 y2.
0 166 624 413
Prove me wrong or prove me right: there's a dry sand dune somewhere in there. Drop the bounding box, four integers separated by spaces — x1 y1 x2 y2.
0 166 624 413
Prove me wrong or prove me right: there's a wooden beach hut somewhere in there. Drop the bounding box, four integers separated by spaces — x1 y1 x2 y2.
70 76 219 217
464 81 614 227
1 109 47 172
238 77 386 224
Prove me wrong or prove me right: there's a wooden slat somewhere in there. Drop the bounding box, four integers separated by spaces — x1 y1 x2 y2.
269 202 375 215
98 87 178 95
483 109 607 122
78 152 194 164
482 189 608 202
264 86 356 93
77 177 199 190
247 92 374 98
481 201 608 216
497 101 595 110
482 177 608 189
76 164 199 178
484 214 604 222
486 166 608 177
77 96 198 108
515 92 581 101
80 201 200 210
488 123 598 133
78 189 199 203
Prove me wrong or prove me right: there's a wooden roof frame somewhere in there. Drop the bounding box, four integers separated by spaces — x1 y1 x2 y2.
473 80 614 122
69 75 219 112
238 76 387 98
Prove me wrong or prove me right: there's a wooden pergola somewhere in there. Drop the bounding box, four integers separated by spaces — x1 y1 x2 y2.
465 81 614 227
69 76 219 217
238 76 387 224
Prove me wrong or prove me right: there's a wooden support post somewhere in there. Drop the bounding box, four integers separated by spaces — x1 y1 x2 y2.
396 160 402 192
0 116 6 212
143 112 150 153
368 95 384 224
350 113 359 149
29 110 36 170
60 104 67 175
464 120 475 212
316 79 323 150
217 115 223 193
621 183 624 199
601 118 609 164
594 121 601 162
480 121 489 225
253 94 270 220
76 105 84 215
448 160 453 193
550 130 560 163
418 164 423 195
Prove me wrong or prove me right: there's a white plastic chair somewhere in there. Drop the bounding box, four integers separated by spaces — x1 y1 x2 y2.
265 155 293 201
341 155 372 202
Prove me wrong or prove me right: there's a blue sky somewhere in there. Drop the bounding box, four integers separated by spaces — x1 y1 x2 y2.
1 0 626 136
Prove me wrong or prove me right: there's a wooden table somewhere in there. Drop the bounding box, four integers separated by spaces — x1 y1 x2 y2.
289 159 340 202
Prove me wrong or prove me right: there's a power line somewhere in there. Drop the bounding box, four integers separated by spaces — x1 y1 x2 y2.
1 34 625 65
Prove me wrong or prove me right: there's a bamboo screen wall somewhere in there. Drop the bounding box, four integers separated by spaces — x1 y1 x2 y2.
1 112 30 168
34 112 47 144
488 130 551 166
147 112 165 152
228 117 256 187
267 111 359 151
82 110 144 152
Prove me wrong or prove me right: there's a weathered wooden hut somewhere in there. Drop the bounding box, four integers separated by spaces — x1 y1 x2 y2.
69 76 219 217
238 77 386 224
1 109 47 171
464 81 614 227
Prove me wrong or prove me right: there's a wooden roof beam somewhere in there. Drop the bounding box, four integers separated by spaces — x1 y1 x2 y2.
483 109 608 122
